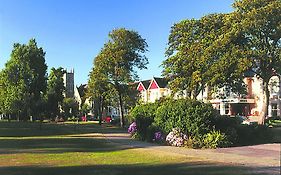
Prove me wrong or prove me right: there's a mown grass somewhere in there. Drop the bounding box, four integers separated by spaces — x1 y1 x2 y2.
269 119 281 127
0 121 269 175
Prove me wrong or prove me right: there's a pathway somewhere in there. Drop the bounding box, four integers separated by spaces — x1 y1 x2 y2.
101 130 281 175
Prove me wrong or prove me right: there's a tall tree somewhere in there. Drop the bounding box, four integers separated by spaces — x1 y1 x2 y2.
230 0 281 124
46 67 65 119
87 65 113 125
0 39 47 120
163 14 249 99
62 97 79 120
88 28 148 127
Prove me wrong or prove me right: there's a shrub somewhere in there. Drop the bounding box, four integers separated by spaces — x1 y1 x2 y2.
203 130 231 148
185 135 204 149
145 124 160 142
129 102 159 122
211 115 240 131
155 98 217 138
153 131 164 143
128 122 137 134
129 102 160 141
131 132 142 140
236 124 273 145
211 115 240 144
166 128 188 147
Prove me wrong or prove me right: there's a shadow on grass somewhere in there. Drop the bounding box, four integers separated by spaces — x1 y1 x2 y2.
0 121 154 154
0 121 125 137
0 136 133 154
0 163 279 175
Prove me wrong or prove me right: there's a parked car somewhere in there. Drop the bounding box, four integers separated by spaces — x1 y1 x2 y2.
236 115 257 125
87 115 98 121
103 115 120 124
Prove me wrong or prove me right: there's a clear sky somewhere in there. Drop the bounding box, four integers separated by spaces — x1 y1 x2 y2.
0 0 234 86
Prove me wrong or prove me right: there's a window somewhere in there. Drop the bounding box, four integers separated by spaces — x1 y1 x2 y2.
225 103 230 115
272 104 278 117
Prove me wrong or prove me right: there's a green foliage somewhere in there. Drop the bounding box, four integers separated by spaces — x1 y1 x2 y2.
80 103 91 116
232 0 281 122
0 39 47 120
235 124 273 145
155 99 217 138
130 99 274 148
88 28 148 127
211 115 241 130
62 98 79 119
163 0 281 123
184 136 204 149
210 115 240 143
130 98 221 145
129 102 159 122
129 102 160 141
203 130 231 148
146 124 160 142
163 14 248 98
46 67 65 119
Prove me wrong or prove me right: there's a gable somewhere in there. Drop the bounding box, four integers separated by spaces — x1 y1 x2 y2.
154 77 168 88
142 80 151 89
137 82 145 92
149 80 159 89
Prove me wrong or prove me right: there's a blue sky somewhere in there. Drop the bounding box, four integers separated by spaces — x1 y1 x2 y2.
0 0 234 85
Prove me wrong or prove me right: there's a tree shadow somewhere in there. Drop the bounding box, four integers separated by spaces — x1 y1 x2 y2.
0 121 153 154
0 163 279 175
0 121 125 137
0 136 133 154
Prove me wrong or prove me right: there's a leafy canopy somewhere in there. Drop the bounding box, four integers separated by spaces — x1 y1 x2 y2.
0 39 47 119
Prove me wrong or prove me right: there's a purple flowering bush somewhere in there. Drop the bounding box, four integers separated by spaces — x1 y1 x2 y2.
128 122 137 134
166 128 188 147
153 131 164 142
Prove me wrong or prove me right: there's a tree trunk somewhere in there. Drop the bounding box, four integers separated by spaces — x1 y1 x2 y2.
99 97 103 125
118 92 125 128
259 79 270 125
39 115 43 130
17 111 20 122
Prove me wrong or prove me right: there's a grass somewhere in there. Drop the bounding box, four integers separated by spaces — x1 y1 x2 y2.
268 119 281 127
0 121 270 175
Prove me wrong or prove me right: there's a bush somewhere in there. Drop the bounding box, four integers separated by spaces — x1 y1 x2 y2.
155 98 217 138
212 115 273 146
129 102 160 141
211 115 240 131
153 131 165 143
166 128 188 147
236 124 273 145
129 102 159 122
146 124 161 142
211 115 240 144
203 130 231 148
185 135 204 148
128 122 137 134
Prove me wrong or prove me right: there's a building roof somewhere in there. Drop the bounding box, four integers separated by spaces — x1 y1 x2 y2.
141 80 151 89
153 77 169 88
244 70 255 77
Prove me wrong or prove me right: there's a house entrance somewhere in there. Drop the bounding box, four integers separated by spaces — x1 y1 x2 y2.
231 103 250 116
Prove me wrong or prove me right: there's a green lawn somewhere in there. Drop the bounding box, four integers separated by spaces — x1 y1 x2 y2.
269 119 281 127
0 121 265 175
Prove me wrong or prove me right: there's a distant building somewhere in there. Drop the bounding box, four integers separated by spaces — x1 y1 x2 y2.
209 74 281 118
137 77 170 103
63 69 82 109
74 85 82 108
136 75 281 119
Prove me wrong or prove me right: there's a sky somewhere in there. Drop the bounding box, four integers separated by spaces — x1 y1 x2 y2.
0 0 234 86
